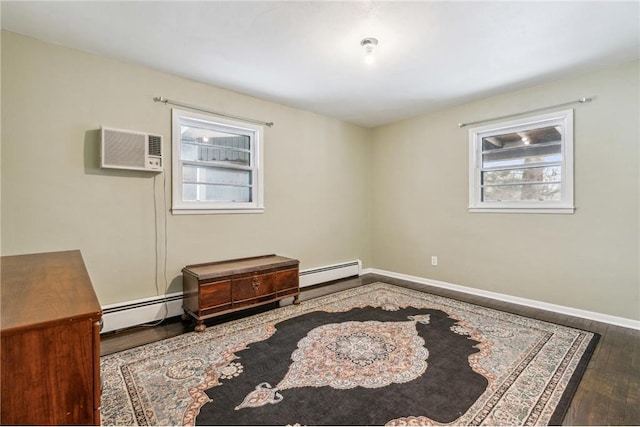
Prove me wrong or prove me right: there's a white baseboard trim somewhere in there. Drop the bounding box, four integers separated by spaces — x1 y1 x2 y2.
363 267 640 331
101 260 362 333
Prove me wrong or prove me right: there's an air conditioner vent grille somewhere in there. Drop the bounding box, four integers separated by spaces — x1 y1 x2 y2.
103 129 146 167
148 135 162 157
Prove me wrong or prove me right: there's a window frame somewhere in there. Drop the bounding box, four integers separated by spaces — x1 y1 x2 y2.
468 109 574 214
171 108 264 215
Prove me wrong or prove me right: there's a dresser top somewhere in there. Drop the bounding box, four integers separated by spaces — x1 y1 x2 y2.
183 254 299 281
1 250 102 333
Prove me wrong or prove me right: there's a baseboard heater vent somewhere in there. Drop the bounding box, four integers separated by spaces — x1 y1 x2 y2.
101 292 184 334
299 260 361 288
101 259 361 333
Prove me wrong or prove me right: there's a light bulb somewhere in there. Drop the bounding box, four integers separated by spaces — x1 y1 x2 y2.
364 51 375 65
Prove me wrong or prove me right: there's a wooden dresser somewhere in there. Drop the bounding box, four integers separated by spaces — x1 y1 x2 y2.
1 250 102 425
182 254 300 332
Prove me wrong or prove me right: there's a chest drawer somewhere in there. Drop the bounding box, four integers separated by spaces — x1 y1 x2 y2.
276 268 298 292
200 280 232 311
233 272 276 303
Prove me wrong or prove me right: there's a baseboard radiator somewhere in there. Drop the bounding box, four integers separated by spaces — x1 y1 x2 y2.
101 293 185 334
299 260 361 288
101 260 361 333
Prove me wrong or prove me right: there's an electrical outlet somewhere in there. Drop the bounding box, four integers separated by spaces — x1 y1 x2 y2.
431 256 438 266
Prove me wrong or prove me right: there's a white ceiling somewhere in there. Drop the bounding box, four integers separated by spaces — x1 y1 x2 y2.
2 1 639 128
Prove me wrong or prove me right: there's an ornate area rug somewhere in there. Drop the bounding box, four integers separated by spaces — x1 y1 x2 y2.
101 283 598 426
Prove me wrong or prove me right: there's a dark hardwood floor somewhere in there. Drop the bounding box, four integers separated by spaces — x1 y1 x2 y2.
100 273 640 426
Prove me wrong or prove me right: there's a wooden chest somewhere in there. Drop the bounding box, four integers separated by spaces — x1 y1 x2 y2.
182 254 300 331
1 250 102 425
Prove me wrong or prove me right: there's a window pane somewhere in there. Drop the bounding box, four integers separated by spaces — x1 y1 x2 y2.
482 125 562 168
482 125 562 151
482 183 561 202
183 183 198 201
483 147 561 168
204 185 251 203
482 166 561 185
180 124 251 166
182 183 251 203
183 165 252 186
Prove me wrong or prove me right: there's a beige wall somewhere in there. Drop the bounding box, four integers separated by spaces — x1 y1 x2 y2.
1 31 372 305
371 61 640 320
2 31 638 321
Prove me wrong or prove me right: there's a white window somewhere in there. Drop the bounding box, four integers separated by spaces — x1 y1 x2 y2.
468 110 574 214
172 109 264 214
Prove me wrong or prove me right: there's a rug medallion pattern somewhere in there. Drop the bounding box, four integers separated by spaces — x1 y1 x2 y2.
100 283 598 426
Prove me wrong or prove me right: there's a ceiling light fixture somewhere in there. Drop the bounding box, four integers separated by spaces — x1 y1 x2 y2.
360 37 379 65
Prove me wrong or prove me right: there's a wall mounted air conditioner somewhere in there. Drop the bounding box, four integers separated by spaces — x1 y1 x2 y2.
101 127 163 172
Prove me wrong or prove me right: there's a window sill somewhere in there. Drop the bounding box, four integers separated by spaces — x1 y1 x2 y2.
468 206 575 214
172 208 265 215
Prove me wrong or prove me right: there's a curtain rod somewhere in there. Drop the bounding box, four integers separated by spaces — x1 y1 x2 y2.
153 97 274 127
458 97 593 128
